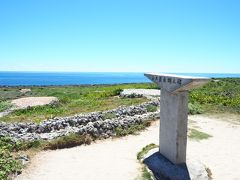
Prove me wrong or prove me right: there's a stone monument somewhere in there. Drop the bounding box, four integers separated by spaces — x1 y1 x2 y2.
144 73 210 179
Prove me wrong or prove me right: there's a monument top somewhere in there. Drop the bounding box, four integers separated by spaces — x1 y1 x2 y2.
144 73 210 93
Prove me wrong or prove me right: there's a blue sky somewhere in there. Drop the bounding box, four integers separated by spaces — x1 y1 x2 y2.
0 0 239 73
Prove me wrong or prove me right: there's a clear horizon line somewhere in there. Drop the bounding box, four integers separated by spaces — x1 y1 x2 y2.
0 70 240 74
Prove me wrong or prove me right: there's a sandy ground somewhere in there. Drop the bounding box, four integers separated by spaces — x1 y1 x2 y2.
0 97 58 118
188 116 240 180
16 115 240 180
11 97 58 109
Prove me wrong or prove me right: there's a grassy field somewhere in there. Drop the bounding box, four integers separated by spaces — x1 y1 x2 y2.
189 78 240 114
0 78 239 123
0 83 158 122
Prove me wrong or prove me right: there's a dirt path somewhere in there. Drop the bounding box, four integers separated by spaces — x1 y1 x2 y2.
16 115 240 180
188 116 240 180
11 97 58 109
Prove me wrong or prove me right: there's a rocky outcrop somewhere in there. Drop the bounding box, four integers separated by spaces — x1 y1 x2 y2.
0 99 160 142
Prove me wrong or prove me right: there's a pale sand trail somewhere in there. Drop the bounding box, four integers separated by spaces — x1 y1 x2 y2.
187 116 240 180
16 115 240 180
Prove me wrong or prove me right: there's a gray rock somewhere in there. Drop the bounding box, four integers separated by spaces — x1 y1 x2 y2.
143 149 208 180
0 100 160 141
18 154 29 166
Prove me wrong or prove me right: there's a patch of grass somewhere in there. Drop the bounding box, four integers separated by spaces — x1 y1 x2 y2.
0 101 12 112
146 105 158 112
136 144 158 180
137 166 152 180
137 143 158 160
188 129 212 140
43 134 93 150
188 102 203 115
4 104 66 123
0 83 157 122
115 121 152 137
17 140 43 151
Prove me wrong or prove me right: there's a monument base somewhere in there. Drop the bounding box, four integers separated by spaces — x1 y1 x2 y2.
143 149 209 180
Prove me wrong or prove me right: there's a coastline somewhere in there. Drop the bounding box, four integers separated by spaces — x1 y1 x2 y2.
1 72 240 87
0 82 151 88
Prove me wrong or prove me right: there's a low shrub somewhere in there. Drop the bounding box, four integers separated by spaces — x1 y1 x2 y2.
113 88 123 96
188 102 203 115
0 101 12 112
115 121 151 137
43 134 92 150
16 140 42 151
0 150 22 180
146 105 158 112
0 137 23 180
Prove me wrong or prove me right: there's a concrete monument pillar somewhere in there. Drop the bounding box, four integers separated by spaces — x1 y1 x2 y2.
144 73 210 165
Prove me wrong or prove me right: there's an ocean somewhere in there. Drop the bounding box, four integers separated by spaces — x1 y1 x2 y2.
0 72 240 86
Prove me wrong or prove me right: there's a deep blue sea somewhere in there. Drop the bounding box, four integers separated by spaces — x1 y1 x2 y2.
0 72 240 86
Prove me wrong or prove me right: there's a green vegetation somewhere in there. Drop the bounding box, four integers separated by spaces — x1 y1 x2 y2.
190 78 240 114
0 101 12 112
137 167 152 180
188 129 212 140
137 143 158 160
1 78 239 122
146 105 158 112
43 134 92 150
136 143 158 180
188 102 203 115
115 121 152 136
0 150 21 179
0 137 32 180
0 83 158 122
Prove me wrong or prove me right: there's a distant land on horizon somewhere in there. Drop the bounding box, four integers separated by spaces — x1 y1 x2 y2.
0 72 240 86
